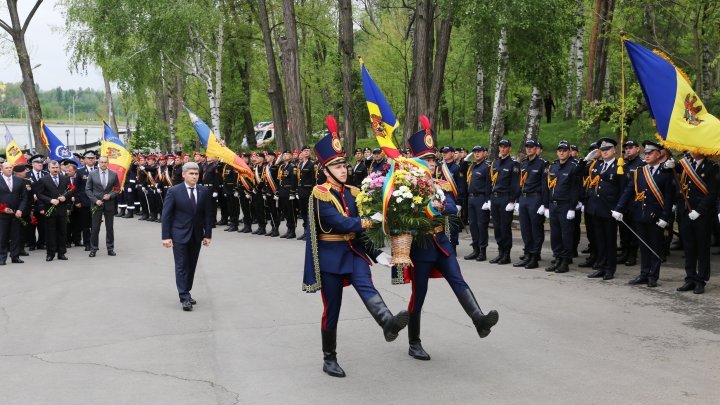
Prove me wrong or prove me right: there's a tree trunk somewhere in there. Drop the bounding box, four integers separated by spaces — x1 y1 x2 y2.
475 54 484 129
585 0 602 102
589 0 615 103
240 59 256 149
574 31 584 118
702 43 712 100
524 87 542 142
2 0 44 153
256 0 288 150
278 0 306 149
102 71 119 134
489 27 509 159
564 39 576 120
404 0 433 141
427 11 453 136
214 23 224 138
338 0 356 154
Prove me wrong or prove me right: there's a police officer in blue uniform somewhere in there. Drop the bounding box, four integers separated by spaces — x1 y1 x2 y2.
513 140 546 269
618 140 644 266
435 145 463 251
612 141 674 287
303 122 408 378
578 142 599 269
669 149 719 294
584 138 626 280
463 145 491 262
542 140 581 273
489 139 520 264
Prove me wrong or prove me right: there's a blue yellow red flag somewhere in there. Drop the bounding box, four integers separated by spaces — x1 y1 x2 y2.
360 60 401 159
624 39 720 155
40 122 80 165
186 108 254 181
3 128 27 166
101 120 132 186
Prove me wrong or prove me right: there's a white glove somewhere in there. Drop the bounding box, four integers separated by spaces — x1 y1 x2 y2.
663 159 675 169
718 213 720 223
575 202 583 210
289 195 295 200
481 201 491 211
456 205 462 215
656 219 668 229
376 252 391 267
537 205 545 215
126 188 133 193
505 202 515 212
513 205 519 215
212 192 218 198
370 212 383 222
611 210 623 221
566 210 575 220
581 204 585 213
139 166 145 170
689 210 700 220
273 195 279 201
543 209 550 218
584 149 599 162
672 204 676 213
233 192 239 197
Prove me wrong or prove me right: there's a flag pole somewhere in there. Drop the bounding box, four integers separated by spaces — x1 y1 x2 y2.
617 31 627 175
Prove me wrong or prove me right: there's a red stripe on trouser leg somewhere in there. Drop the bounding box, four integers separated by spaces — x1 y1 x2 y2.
408 267 416 313
320 290 328 330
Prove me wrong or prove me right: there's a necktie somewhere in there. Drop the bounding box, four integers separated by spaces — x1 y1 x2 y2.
5 176 11 189
649 166 655 176
101 171 107 188
691 160 697 169
189 187 196 208
53 176 58 187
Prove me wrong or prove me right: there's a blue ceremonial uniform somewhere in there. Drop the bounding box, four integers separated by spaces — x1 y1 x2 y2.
466 160 491 254
489 156 520 252
518 156 546 258
543 158 581 262
616 163 674 282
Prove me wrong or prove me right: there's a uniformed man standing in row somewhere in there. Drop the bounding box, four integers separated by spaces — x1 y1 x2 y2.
237 154 255 233
349 148 368 188
513 140 547 269
488 139 520 264
368 147 387 174
463 145 491 262
221 161 240 232
278 150 298 239
542 140 581 273
296 146 315 241
250 152 267 235
618 140 643 266
262 152 281 237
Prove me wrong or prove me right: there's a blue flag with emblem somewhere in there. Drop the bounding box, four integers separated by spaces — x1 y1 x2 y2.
40 121 80 165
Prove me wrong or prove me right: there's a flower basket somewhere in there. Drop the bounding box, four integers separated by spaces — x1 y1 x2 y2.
389 233 413 267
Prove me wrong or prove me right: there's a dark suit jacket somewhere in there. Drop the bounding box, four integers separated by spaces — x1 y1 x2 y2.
0 175 29 214
75 167 92 207
161 183 213 244
35 174 75 217
85 168 121 210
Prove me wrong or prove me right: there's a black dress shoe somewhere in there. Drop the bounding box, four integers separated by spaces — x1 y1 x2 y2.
602 273 614 280
190 298 197 305
182 301 193 311
57 254 68 260
89 251 97 257
587 270 605 278
694 284 705 294
628 276 648 285
11 258 24 264
676 282 695 292
19 250 29 256
46 256 54 262
107 250 116 256
647 280 658 288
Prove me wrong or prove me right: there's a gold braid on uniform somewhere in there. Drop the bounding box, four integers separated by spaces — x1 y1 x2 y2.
303 194 323 293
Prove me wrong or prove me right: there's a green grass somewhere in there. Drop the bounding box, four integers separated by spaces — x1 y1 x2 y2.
356 114 658 160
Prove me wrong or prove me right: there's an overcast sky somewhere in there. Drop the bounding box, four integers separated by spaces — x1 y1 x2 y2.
0 0 104 91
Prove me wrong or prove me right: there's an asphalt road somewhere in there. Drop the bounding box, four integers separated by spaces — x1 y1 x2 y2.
1 218 719 404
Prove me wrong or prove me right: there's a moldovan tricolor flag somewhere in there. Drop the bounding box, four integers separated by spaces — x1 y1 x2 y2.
360 60 401 159
625 39 720 155
186 108 254 181
101 121 132 186
3 128 26 166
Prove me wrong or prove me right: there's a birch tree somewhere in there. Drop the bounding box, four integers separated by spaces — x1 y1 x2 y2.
488 27 508 157
564 40 576 120
524 87 541 143
474 54 484 129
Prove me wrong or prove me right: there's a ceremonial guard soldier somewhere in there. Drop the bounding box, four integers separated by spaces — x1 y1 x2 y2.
262 152 281 237
303 118 407 378
584 138 626 280
368 147 387 174
513 140 547 269
172 154 185 185
578 142 599 269
237 160 255 233
250 152 267 235
28 154 48 250
145 154 162 222
463 145 491 262
156 154 175 214
618 140 643 266
135 155 152 221
221 161 240 232
123 155 138 218
611 141 674 288
393 121 499 361
488 139 520 264
278 151 298 238
542 140 581 273
202 156 220 226
296 146 315 240
349 148 368 188
669 149 719 294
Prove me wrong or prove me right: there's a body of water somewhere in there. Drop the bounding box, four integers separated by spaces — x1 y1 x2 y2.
2 123 105 151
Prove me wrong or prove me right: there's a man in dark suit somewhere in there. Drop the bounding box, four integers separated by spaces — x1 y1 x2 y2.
28 154 48 250
161 162 213 311
35 160 75 261
0 162 29 265
86 156 121 257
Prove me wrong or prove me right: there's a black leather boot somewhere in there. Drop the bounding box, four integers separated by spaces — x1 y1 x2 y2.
217 218 228 226
463 246 479 260
578 254 596 268
624 249 637 266
255 225 266 235
123 210 134 219
524 253 539 269
554 258 570 273
475 247 487 262
267 226 280 237
116 208 125 217
364 294 410 342
297 232 306 241
616 248 629 263
457 289 499 338
226 223 238 232
321 329 346 378
545 258 559 272
513 253 530 267
489 248 504 264
240 222 252 233
408 312 430 360
286 229 296 239
498 249 511 265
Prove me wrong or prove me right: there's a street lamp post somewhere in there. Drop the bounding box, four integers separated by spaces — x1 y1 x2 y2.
84 128 88 149
65 129 70 151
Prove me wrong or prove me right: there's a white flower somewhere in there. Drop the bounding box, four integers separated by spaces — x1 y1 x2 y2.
411 204 416 208
396 197 403 203
403 192 413 199
399 185 408 192
392 190 401 197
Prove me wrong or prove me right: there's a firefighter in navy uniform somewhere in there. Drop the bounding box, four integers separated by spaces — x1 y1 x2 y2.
219 161 239 232
542 140 582 273
488 139 520 264
262 152 281 237
349 148 368 188
202 156 220 227
123 156 138 218
394 124 499 362
296 146 315 240
278 150 298 238
368 147 387 174
577 142 600 269
135 155 151 221
584 138 626 280
145 154 162 222
435 146 464 252
613 141 674 288
669 150 719 294
250 152 267 235
463 145 491 262
303 124 408 378
618 140 644 266
513 140 547 269
156 154 175 217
